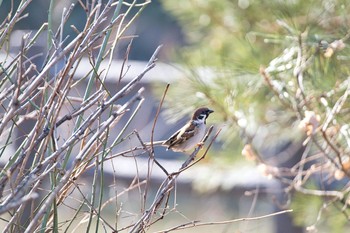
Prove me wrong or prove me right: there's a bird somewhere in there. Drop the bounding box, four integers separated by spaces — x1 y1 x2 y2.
147 107 214 152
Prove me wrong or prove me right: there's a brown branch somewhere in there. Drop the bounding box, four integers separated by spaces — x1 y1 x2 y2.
129 126 220 233
156 209 293 232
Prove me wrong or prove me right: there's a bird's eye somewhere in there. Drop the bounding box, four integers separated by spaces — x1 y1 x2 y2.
198 114 205 120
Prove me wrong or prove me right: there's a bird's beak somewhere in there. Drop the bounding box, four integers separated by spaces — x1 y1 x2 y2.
208 109 214 114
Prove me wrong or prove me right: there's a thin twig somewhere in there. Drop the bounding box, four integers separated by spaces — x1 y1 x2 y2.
156 209 293 232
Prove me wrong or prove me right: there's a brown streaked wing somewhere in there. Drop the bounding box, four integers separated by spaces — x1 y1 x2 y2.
163 121 196 149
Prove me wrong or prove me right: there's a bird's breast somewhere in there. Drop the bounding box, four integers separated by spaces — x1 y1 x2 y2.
180 124 206 151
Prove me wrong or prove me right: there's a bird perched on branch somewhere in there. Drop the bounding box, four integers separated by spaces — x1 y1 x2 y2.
147 107 214 152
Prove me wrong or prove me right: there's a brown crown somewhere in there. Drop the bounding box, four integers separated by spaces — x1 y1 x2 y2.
191 107 214 120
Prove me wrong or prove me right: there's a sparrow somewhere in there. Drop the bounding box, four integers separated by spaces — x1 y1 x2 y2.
148 107 214 152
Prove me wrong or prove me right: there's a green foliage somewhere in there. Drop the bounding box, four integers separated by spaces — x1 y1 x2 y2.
291 191 323 227
161 0 350 143
161 0 350 231
291 191 350 233
162 0 349 67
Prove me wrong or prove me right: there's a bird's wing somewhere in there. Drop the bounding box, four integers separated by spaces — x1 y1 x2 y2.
163 121 197 149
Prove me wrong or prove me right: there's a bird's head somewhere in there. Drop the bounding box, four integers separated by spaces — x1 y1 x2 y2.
192 107 214 123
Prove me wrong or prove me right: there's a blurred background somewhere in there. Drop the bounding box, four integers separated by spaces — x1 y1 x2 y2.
1 0 350 232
